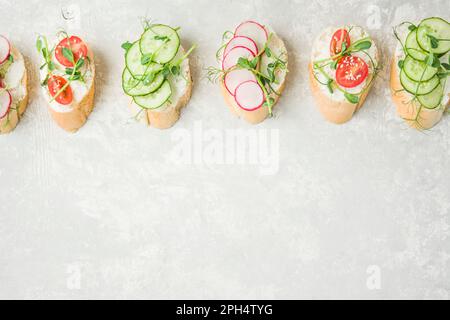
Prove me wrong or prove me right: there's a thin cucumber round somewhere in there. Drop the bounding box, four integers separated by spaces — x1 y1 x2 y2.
405 29 428 61
403 55 437 82
417 17 450 54
122 68 165 97
140 24 180 64
133 80 172 109
126 41 163 78
417 83 444 109
400 69 440 96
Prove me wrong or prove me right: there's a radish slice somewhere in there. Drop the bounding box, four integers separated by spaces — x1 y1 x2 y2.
234 80 265 111
0 90 12 119
0 35 11 65
224 69 256 96
222 46 255 71
234 21 268 52
223 36 258 58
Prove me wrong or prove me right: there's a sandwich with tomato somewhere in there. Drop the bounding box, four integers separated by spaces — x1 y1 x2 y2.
310 26 379 124
121 22 195 129
0 35 28 134
391 17 449 130
208 20 288 124
37 32 95 132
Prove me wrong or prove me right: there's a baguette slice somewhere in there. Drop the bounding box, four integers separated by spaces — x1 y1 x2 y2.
0 46 28 134
220 32 288 125
46 49 95 133
128 47 192 130
309 26 379 124
390 57 449 130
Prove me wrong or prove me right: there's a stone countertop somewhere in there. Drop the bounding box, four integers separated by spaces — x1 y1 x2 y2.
0 0 449 299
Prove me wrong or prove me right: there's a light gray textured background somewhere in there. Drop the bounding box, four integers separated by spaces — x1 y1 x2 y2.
0 0 449 300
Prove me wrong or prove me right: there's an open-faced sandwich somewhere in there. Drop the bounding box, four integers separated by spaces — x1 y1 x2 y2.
391 17 450 130
0 35 28 134
310 26 380 124
208 20 288 124
121 22 195 129
37 32 95 132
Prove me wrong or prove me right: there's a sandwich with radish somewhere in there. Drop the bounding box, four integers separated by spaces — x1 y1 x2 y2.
37 32 95 132
208 20 288 124
0 35 28 134
121 21 195 129
391 17 449 130
310 26 380 124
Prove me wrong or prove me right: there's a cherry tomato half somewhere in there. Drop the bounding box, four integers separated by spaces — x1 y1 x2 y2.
330 29 351 57
47 75 73 105
335 55 369 88
54 36 88 67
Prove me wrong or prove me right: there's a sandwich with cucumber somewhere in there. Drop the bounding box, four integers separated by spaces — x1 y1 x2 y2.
310 26 380 124
0 35 28 134
121 22 195 129
37 32 95 132
208 20 288 124
391 17 450 130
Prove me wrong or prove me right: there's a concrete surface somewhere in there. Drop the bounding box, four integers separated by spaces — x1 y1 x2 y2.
0 0 449 299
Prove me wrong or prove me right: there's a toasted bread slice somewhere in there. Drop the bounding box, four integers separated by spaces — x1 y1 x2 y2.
46 50 95 133
0 46 28 134
390 57 449 130
219 31 288 125
309 26 379 124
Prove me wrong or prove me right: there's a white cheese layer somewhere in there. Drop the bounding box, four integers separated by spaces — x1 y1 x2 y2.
311 25 379 102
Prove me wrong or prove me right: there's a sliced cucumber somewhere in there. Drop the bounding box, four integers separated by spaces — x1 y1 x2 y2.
133 80 172 109
417 17 450 54
122 68 165 97
140 24 180 64
400 69 439 95
417 83 444 109
405 29 428 61
126 41 163 78
403 55 437 82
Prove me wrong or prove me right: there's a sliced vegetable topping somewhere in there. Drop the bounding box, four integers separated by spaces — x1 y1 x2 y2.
336 55 369 88
140 24 180 64
234 20 268 52
224 69 256 96
47 75 73 105
0 89 11 119
222 46 255 71
224 36 258 57
55 36 87 67
416 17 450 54
330 29 351 57
133 80 172 109
234 80 265 111
0 35 11 65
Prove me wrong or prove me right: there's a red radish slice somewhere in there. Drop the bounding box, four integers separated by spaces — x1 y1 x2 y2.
0 35 11 65
234 80 265 111
224 69 257 96
234 21 268 52
222 46 255 71
224 36 258 58
0 90 12 119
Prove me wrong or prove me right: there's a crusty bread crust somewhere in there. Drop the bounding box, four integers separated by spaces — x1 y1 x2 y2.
0 46 29 134
390 57 448 130
47 50 96 133
219 33 288 125
146 62 193 129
